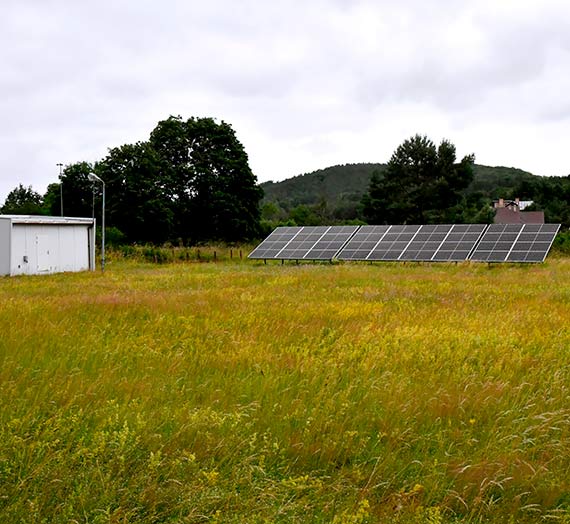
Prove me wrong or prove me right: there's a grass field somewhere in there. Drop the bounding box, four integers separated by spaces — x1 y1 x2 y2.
1 258 570 523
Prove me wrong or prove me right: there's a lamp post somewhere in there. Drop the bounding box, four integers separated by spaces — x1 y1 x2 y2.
56 163 63 216
88 173 105 271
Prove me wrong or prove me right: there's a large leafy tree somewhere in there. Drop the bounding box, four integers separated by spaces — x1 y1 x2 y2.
362 135 475 224
97 142 173 244
43 183 63 216
46 162 96 218
36 116 262 245
149 116 263 243
0 184 45 215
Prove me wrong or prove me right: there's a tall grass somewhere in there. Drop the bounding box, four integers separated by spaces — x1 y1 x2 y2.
111 244 254 264
1 259 570 523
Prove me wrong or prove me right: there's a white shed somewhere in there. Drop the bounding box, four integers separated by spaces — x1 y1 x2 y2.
0 215 96 276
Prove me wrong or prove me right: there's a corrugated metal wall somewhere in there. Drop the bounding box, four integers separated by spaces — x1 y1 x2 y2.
0 219 11 276
10 223 92 276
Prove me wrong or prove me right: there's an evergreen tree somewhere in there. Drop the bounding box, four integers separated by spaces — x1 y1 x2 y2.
362 135 475 224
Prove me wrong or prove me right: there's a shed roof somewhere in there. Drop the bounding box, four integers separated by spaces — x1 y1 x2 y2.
0 215 94 225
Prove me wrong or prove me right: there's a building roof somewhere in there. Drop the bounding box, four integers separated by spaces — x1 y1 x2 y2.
494 208 545 224
0 215 94 225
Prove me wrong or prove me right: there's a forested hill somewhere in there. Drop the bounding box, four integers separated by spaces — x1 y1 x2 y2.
261 163 539 208
261 163 384 207
260 162 570 226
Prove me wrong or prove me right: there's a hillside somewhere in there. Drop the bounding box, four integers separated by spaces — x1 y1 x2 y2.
261 163 384 207
468 165 540 198
261 163 540 209
259 162 570 227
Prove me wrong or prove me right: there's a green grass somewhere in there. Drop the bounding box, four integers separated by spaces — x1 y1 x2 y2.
1 259 570 523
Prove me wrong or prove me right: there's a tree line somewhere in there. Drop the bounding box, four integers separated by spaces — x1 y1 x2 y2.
3 129 569 245
260 135 485 227
1 116 263 245
261 137 570 228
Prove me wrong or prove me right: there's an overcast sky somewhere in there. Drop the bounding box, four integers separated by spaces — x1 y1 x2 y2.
1 0 569 203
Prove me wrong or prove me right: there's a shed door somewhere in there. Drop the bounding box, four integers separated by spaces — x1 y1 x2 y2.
36 235 50 272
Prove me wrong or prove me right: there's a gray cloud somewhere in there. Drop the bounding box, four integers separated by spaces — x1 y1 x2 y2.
1 0 570 203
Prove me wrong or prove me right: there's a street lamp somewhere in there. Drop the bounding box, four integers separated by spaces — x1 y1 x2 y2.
56 163 63 216
88 172 105 271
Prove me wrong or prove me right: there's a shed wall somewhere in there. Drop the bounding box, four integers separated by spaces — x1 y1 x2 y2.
0 219 11 276
11 223 92 275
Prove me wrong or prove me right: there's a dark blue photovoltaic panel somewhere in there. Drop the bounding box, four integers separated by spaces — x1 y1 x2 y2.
248 226 303 259
468 224 523 262
431 224 487 261
399 224 453 261
279 225 359 260
468 224 560 263
366 225 422 261
505 224 560 262
336 225 391 260
276 226 329 259
302 225 360 260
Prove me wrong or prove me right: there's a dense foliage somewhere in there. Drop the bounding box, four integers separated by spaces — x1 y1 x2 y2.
261 161 570 228
145 117 263 243
96 116 262 244
3 128 570 238
361 135 475 224
0 184 44 215
1 117 262 245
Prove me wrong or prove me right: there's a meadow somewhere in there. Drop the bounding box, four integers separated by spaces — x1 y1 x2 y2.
1 256 570 523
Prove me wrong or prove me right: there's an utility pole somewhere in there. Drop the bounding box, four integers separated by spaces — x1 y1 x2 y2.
56 163 63 216
88 173 106 272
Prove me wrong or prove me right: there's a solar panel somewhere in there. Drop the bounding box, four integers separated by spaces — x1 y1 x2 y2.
279 225 359 260
468 224 560 263
398 224 454 261
248 225 359 260
431 224 488 261
248 226 303 259
305 225 361 259
468 224 524 262
337 225 423 261
336 225 391 260
505 223 560 262
271 226 327 259
366 225 422 260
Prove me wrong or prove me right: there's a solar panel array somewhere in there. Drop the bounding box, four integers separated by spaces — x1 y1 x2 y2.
249 223 560 263
337 224 487 262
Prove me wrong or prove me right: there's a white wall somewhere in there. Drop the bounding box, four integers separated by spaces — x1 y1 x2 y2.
0 218 11 276
10 224 92 276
